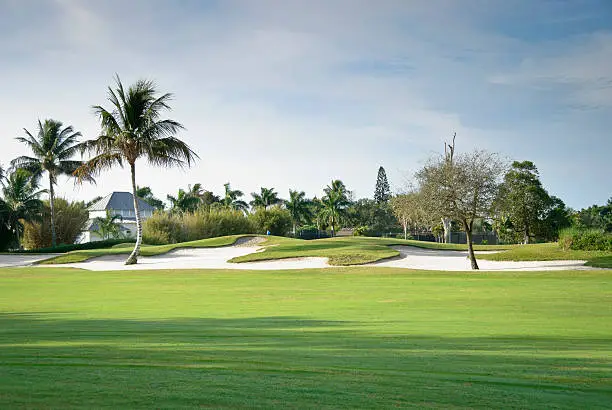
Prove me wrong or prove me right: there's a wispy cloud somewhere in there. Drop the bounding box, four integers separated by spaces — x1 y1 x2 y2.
0 0 610 208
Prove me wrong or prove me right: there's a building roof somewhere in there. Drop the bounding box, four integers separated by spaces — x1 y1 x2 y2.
88 191 155 212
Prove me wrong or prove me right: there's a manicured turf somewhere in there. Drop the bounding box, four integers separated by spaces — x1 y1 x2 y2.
0 267 610 408
478 242 612 268
37 235 247 264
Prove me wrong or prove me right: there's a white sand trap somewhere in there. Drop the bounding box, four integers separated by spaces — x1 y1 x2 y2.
32 241 599 272
42 245 329 271
366 246 591 271
0 254 61 268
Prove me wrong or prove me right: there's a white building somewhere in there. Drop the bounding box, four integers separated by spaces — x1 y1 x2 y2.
79 191 156 243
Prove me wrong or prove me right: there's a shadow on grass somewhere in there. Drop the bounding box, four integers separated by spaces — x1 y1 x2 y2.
0 313 610 409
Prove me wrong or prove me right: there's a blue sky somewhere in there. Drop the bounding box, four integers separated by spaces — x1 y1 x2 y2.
1 0 610 209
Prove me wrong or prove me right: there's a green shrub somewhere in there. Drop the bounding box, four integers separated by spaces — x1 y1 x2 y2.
15 238 132 254
143 211 184 244
249 206 292 236
559 227 612 251
353 226 369 236
143 209 254 245
22 198 89 249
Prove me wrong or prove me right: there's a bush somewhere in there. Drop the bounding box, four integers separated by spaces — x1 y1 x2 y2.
143 209 254 245
16 238 132 254
353 226 369 236
559 227 612 251
249 206 292 236
22 198 89 249
142 211 184 244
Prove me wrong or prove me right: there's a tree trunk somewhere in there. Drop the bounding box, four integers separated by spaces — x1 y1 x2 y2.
464 219 479 270
293 222 296 237
49 176 57 248
442 217 452 243
403 221 407 240
125 163 142 265
524 226 530 244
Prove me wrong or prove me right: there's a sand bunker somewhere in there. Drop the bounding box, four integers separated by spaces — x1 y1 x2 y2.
366 246 592 271
3 239 600 271
40 244 329 271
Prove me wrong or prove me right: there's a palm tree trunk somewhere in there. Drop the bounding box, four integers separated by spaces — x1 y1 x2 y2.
464 219 479 270
125 163 142 265
49 177 57 248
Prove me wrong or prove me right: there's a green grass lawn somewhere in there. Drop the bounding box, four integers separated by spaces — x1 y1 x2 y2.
478 242 612 268
0 267 610 408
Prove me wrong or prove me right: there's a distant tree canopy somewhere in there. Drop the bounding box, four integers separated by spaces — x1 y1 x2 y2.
494 161 570 243
136 186 165 210
374 166 391 203
573 198 612 233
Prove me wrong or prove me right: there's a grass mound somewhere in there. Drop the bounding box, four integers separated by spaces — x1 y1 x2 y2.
477 242 612 268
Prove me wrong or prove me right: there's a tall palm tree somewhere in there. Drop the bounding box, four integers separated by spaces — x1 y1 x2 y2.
284 190 312 235
250 187 282 209
0 169 45 249
75 75 198 265
324 179 351 201
221 182 249 213
320 190 350 237
167 186 201 213
11 119 84 248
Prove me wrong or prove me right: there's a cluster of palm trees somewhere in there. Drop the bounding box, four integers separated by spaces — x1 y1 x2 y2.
0 119 85 250
2 75 197 264
165 179 353 237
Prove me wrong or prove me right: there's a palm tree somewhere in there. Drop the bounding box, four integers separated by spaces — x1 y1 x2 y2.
75 75 198 265
0 169 45 249
320 190 350 237
250 187 282 209
284 190 312 235
11 119 84 248
167 186 201 213
93 210 123 240
324 179 351 201
221 182 249 213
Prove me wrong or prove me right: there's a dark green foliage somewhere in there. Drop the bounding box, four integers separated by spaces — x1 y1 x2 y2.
167 186 201 214
0 169 45 250
220 183 249 213
136 186 165 210
249 206 292 236
559 227 612 251
22 198 89 249
573 197 612 232
250 187 282 209
12 119 85 248
15 238 132 254
495 161 568 243
347 198 399 234
374 166 391 203
284 190 313 234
